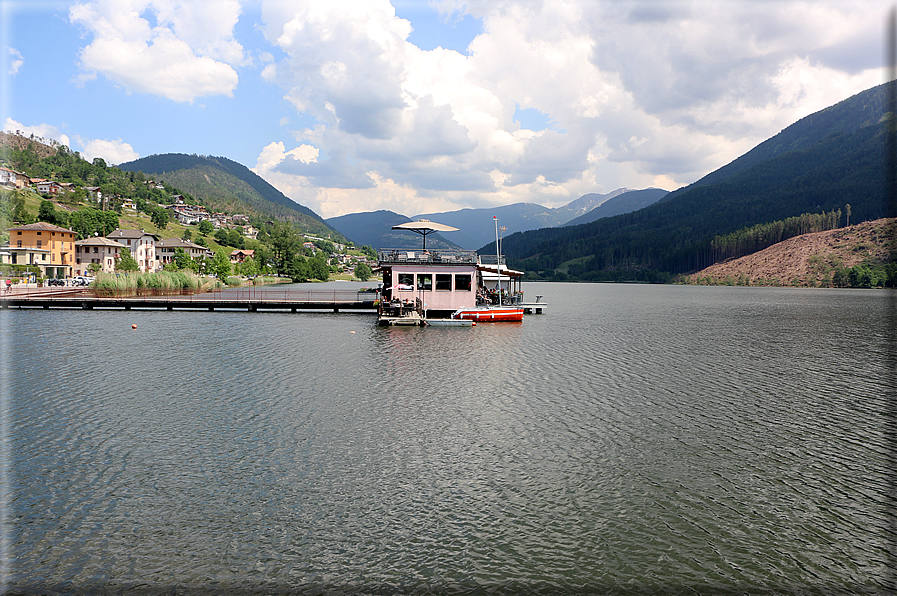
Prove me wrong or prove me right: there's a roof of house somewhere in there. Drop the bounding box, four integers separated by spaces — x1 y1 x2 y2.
7 221 75 234
74 237 128 247
108 228 160 241
157 238 207 250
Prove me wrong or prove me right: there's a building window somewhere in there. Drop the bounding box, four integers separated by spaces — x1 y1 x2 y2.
455 274 472 291
36 240 41 248
435 274 452 291
417 274 432 291
398 273 414 287
17 240 21 248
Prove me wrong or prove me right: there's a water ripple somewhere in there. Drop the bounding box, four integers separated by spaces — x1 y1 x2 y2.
4 286 894 594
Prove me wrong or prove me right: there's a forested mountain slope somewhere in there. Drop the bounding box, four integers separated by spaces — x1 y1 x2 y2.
496 82 892 281
119 154 339 238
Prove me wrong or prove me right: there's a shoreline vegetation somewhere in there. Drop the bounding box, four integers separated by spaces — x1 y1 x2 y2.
91 271 288 297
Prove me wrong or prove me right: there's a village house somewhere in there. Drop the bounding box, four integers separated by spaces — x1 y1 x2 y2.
0 167 28 189
156 238 211 265
6 222 76 279
229 249 255 264
107 228 160 272
36 180 64 195
74 237 127 275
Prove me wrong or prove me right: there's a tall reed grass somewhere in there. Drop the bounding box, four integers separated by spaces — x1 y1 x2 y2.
93 271 223 296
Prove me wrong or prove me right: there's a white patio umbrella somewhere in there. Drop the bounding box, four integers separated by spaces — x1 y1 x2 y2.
391 219 459 251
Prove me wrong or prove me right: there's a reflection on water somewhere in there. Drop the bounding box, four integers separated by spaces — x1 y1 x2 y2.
3 283 894 594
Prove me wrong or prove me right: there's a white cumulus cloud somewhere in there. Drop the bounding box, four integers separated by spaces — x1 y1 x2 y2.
253 0 885 217
79 137 140 165
69 0 244 102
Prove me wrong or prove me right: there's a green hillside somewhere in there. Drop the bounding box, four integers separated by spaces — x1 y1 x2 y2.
497 82 893 282
119 153 341 240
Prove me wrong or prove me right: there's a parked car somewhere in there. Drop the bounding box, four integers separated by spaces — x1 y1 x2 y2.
47 278 65 286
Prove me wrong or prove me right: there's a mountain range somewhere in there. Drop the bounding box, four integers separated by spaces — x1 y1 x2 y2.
496 81 893 281
116 154 663 250
326 188 667 250
114 81 892 278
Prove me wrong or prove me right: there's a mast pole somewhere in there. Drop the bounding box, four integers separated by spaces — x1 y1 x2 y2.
494 216 501 306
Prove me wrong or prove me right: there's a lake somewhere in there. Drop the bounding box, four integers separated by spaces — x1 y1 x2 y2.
2 282 894 595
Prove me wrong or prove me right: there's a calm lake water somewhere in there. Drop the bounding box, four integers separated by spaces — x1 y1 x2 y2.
2 282 894 595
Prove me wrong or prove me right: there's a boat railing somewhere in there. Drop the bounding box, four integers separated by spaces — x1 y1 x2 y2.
477 254 506 266
378 249 478 265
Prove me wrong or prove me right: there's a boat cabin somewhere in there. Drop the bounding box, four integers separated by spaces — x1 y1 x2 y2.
378 249 479 319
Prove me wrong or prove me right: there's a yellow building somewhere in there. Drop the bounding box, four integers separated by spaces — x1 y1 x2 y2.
7 222 76 279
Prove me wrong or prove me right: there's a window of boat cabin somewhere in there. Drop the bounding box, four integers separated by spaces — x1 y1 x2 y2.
455 274 472 291
435 274 452 290
417 274 432 291
398 273 414 287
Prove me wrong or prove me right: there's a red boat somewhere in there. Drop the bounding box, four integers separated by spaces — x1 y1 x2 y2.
452 306 524 322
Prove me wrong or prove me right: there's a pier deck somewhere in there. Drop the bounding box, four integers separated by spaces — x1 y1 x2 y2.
0 288 379 313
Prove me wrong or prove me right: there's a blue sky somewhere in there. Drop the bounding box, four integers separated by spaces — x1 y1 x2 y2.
1 0 888 219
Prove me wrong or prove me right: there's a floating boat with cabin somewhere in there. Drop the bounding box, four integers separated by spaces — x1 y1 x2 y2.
376 218 541 326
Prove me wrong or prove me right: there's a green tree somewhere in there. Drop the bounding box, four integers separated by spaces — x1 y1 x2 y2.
38 200 57 224
173 248 194 270
284 253 309 282
117 247 139 271
210 249 232 280
354 262 372 281
182 228 192 241
198 219 214 235
151 207 170 229
308 256 330 281
68 208 119 239
227 229 245 249
13 198 33 224
239 256 260 277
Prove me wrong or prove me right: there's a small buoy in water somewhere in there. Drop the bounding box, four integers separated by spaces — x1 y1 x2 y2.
350 331 356 334
132 324 137 329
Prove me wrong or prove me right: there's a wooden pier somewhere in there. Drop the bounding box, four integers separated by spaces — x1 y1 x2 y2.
0 288 379 313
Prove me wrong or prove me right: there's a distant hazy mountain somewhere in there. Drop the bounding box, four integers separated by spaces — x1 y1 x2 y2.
552 188 633 221
411 188 651 249
325 210 463 251
119 153 340 238
563 188 668 226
